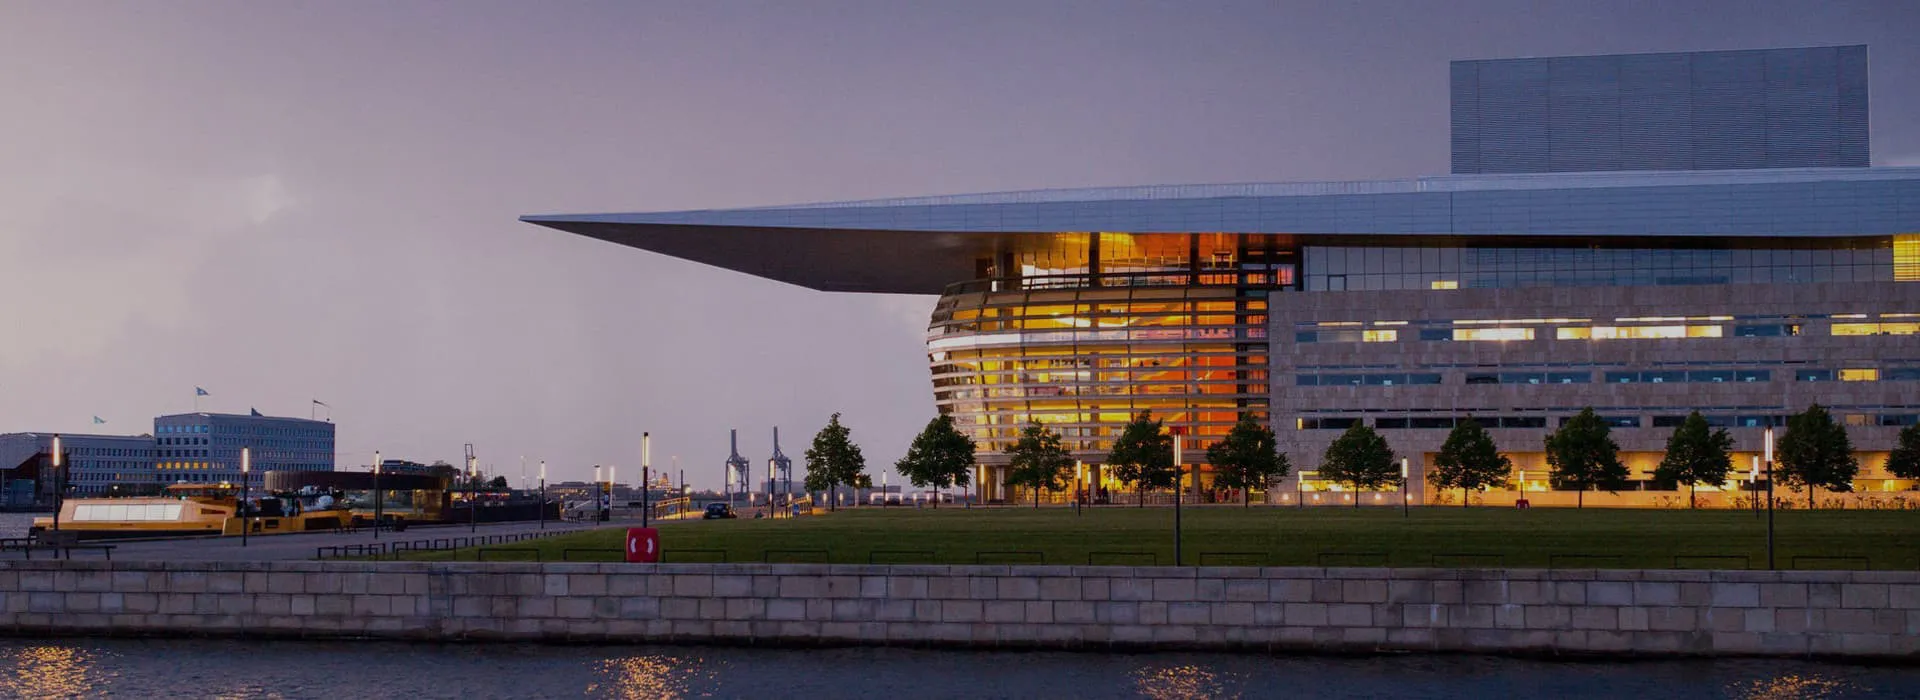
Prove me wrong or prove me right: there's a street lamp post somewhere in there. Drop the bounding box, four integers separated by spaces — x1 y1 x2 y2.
371 450 382 540
594 465 603 523
1765 426 1776 570
610 464 617 520
1749 456 1760 518
1400 457 1410 518
50 434 63 538
1172 431 1183 567
467 455 478 533
766 457 775 518
642 432 651 529
1074 460 1084 517
240 447 251 547
538 460 547 530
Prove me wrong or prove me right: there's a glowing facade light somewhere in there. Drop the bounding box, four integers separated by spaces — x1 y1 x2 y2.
242 447 251 474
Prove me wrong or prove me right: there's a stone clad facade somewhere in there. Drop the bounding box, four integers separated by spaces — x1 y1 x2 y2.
1 561 1916 659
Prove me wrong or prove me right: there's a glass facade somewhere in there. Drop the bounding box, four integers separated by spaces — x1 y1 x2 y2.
929 233 1287 456
1304 239 1894 292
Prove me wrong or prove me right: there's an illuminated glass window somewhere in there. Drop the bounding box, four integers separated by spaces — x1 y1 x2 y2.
1838 368 1879 382
1897 234 1920 282
1430 280 1458 290
1362 329 1398 342
1453 328 1533 342
1574 325 1722 339
1831 322 1920 336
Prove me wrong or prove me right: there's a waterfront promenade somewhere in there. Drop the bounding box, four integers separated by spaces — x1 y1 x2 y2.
0 520 599 562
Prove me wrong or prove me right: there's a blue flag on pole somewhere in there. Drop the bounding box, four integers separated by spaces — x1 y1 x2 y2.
250 408 263 417
195 387 209 396
92 416 105 425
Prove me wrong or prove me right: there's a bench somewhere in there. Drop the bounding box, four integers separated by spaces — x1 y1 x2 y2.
9 543 115 560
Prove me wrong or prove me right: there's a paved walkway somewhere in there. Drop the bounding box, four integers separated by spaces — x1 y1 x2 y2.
3 520 605 562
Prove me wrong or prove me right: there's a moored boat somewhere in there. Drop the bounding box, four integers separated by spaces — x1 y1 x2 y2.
30 484 354 540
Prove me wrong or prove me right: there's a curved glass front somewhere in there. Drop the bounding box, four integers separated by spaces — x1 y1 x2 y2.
926 233 1294 466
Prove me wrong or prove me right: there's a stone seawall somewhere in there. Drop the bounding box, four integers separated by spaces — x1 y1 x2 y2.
1 561 1915 660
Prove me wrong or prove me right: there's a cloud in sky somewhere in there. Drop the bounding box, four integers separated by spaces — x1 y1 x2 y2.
0 0 1914 486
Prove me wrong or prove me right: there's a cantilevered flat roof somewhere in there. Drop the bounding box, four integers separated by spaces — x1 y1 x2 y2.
523 167 1920 294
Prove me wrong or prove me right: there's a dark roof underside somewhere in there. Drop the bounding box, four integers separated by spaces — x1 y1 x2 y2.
524 168 1920 294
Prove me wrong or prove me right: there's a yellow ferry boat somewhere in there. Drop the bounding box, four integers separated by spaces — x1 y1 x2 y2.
30 484 354 540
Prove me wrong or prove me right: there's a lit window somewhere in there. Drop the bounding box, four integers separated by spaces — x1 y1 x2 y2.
1831 323 1920 336
1362 330 1398 342
1575 325 1722 339
1896 234 1920 281
1431 280 1459 290
1453 328 1533 342
1839 368 1879 382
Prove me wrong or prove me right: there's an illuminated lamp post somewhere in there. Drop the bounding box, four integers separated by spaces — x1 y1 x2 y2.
610 464 618 520
1172 428 1184 567
1399 457 1409 518
1749 456 1760 518
467 454 478 533
50 434 63 538
766 457 776 519
538 460 547 530
1764 426 1776 570
641 433 651 529
371 450 382 539
240 446 251 547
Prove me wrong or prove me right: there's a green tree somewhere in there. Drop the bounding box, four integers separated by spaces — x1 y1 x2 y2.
1206 414 1291 507
1651 411 1734 509
1886 423 1920 484
894 415 976 508
1105 411 1177 507
1004 422 1073 508
1544 408 1629 508
488 475 509 491
1428 417 1512 508
1777 404 1859 509
804 413 867 511
1319 423 1398 508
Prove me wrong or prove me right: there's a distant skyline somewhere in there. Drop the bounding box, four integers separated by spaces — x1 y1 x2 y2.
2 1 1916 488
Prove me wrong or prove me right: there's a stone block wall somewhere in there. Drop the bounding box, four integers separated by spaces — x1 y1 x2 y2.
1 561 1915 659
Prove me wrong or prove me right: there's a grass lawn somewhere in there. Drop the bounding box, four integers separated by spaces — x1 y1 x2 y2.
394 505 1920 570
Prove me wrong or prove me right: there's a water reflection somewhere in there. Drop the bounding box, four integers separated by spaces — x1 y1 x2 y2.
591 653 717 698
1133 663 1236 699
0 639 1913 699
1733 673 1858 699
1 645 96 698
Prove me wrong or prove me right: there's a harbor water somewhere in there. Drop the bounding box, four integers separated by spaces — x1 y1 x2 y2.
0 638 1915 699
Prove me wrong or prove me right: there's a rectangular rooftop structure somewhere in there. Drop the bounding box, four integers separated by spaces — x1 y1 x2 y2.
1451 45 1869 174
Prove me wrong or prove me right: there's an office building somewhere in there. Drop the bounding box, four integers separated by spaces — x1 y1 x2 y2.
0 432 158 499
154 412 335 486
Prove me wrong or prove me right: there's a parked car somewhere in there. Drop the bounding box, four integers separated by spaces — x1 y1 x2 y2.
703 502 738 520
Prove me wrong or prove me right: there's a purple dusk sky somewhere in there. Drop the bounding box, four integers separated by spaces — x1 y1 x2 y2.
1 1 1915 487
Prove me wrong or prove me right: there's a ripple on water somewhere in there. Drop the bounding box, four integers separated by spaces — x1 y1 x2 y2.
0 639 1915 699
